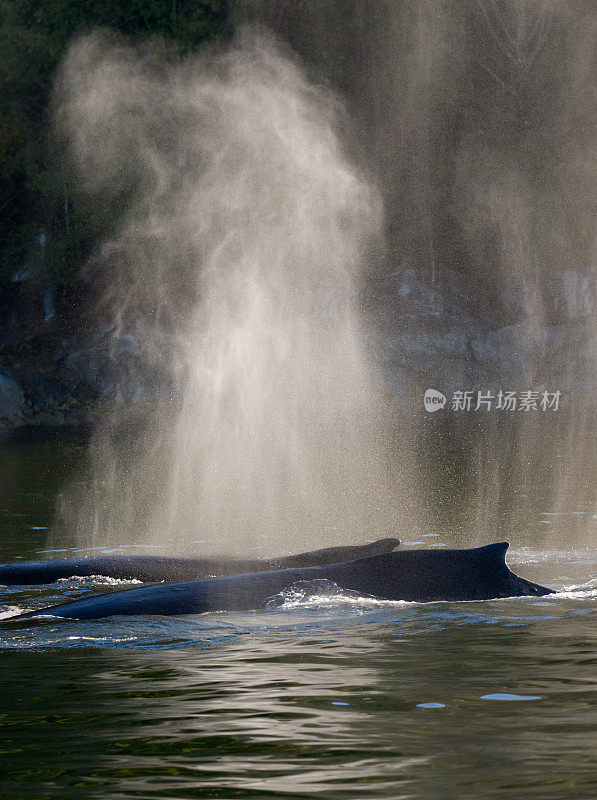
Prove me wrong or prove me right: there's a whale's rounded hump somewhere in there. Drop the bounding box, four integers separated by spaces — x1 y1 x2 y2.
270 537 401 569
0 537 402 586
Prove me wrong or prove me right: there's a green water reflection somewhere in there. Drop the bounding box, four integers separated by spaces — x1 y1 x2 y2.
0 429 595 799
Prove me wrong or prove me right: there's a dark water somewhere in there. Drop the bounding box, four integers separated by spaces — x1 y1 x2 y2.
1 431 596 800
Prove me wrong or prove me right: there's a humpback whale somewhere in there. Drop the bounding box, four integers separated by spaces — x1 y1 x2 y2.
10 543 553 620
0 538 400 585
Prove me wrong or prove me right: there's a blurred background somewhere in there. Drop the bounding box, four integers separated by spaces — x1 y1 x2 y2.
0 1 594 553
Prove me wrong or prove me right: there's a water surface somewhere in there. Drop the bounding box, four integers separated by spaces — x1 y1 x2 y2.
1 431 595 800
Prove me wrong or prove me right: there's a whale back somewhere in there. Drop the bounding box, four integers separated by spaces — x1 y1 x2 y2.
0 537 400 585
7 542 553 620
268 537 400 569
332 541 520 602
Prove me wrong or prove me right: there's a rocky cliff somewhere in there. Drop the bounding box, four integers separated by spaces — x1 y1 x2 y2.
1 268 594 432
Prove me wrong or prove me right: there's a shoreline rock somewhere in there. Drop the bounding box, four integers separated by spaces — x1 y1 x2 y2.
1 269 594 432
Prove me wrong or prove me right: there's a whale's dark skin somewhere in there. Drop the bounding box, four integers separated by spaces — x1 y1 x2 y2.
10 543 553 620
0 538 400 586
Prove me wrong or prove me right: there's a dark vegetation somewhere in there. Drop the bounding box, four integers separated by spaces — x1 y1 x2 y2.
0 0 228 286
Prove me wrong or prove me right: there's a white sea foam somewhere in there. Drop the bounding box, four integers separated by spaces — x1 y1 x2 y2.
56 575 143 586
547 578 597 600
0 606 27 620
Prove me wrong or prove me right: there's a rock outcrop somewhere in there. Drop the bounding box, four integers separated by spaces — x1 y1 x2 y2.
1 268 594 431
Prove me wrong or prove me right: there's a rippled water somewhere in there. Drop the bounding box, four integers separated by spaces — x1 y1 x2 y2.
1 431 596 799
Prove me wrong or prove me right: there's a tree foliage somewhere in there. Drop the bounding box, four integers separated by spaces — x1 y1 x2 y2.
0 0 227 283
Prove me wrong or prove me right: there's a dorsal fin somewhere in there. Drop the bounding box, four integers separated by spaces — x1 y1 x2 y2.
478 541 509 565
